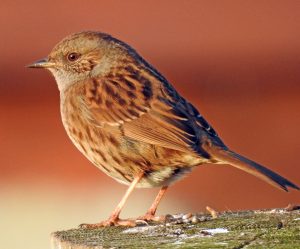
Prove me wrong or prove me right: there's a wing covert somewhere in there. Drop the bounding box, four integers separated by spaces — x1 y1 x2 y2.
82 64 224 154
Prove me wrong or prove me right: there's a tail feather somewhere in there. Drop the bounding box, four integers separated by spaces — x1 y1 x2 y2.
207 147 299 192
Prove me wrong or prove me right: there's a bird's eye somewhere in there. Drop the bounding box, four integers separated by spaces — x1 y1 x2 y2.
67 52 81 62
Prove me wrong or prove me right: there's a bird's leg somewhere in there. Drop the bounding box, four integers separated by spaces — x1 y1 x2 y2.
81 172 144 228
138 186 168 222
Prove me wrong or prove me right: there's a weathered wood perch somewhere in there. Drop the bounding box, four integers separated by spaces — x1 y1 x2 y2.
51 208 300 249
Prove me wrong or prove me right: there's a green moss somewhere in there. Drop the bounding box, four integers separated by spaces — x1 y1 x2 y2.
52 209 300 249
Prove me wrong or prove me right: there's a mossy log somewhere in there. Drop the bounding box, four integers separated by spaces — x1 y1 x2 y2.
51 208 300 249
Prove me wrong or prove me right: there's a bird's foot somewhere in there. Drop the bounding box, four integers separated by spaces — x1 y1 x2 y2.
79 217 136 228
137 213 166 222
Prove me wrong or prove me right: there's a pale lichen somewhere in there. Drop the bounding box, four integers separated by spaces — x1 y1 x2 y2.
52 209 300 249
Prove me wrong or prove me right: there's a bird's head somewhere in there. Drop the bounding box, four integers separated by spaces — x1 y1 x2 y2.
28 31 131 91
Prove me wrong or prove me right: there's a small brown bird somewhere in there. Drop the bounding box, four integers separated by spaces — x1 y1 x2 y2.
28 31 299 227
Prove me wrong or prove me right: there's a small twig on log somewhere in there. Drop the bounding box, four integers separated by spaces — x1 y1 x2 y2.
206 206 219 219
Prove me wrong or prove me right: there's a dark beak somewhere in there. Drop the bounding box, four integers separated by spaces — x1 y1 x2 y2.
27 58 55 69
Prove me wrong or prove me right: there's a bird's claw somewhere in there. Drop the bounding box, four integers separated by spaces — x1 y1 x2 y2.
79 218 137 228
137 213 166 222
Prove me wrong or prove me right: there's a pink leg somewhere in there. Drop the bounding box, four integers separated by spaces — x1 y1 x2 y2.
139 186 168 221
81 172 144 228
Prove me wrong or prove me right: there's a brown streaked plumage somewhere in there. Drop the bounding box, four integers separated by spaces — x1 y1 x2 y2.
28 31 299 227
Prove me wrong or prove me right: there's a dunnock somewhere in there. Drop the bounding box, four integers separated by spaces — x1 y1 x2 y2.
28 31 299 227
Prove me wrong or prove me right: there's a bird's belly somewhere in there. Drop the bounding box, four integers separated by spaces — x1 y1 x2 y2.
135 166 195 188
62 113 206 188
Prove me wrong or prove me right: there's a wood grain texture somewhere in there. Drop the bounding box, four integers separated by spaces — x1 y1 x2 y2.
51 208 300 249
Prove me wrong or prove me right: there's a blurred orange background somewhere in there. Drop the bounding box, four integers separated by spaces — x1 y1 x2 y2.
1 1 299 248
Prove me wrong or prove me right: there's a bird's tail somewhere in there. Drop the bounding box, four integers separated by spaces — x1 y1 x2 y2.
205 146 299 192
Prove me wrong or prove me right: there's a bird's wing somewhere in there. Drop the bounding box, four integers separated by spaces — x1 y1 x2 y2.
83 66 223 154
